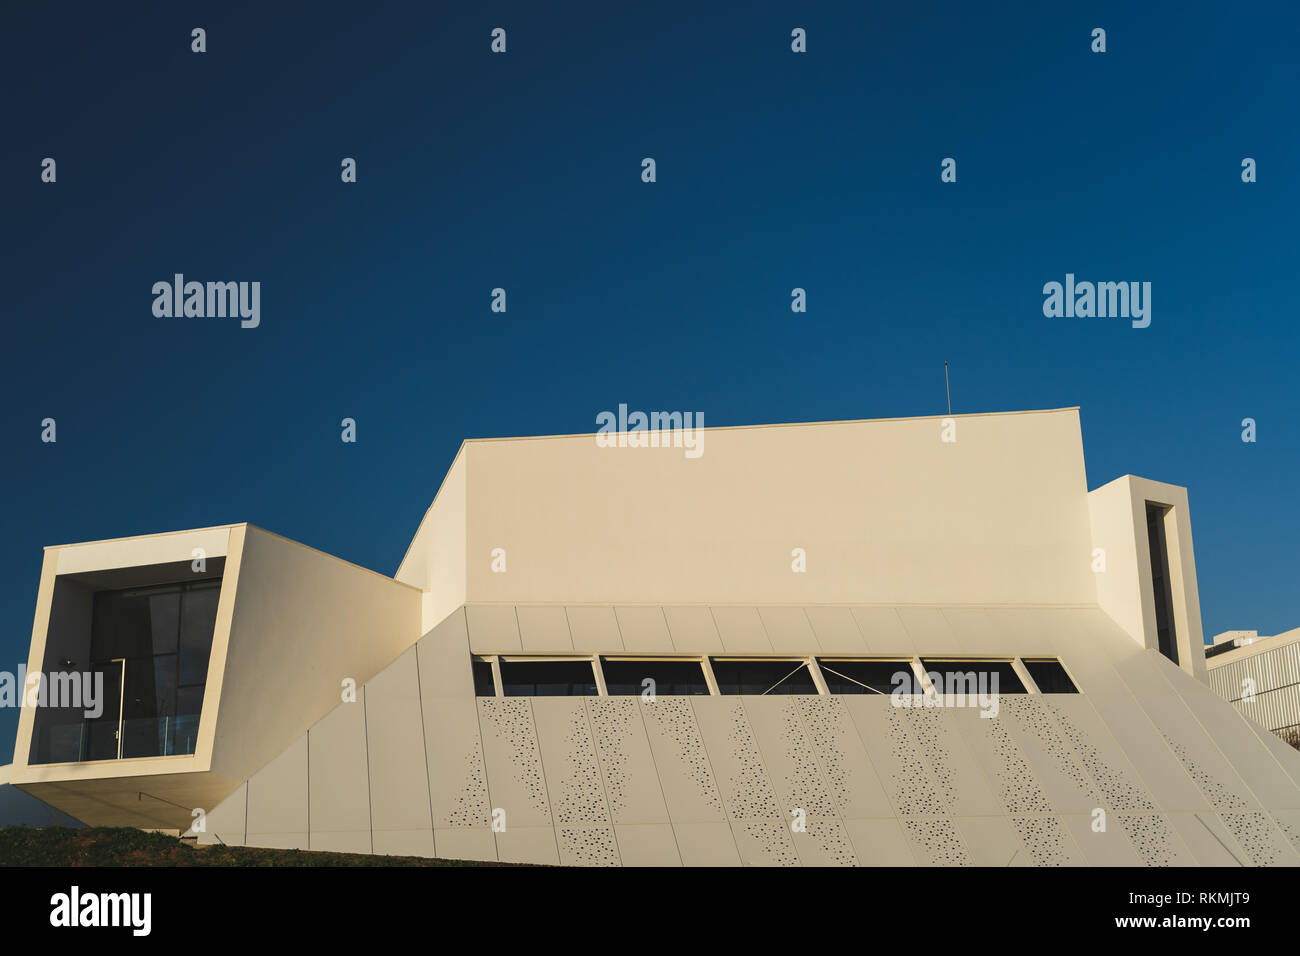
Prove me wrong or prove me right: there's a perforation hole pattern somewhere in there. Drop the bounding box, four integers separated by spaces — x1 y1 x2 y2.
794 697 858 812
902 818 971 866
1009 815 1074 866
721 701 780 820
738 820 799 867
886 708 950 817
900 708 957 813
442 728 490 828
1117 814 1179 867
551 706 611 825
559 826 621 867
981 711 1054 815
478 698 550 819
640 697 723 812
1220 811 1293 866
586 698 635 819
1161 735 1251 810
801 818 858 867
775 699 837 818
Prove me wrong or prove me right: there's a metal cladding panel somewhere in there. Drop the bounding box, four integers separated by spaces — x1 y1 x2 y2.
422 697 492 830
307 688 371 854
365 649 436 856
637 697 726 823
789 819 859 866
517 605 573 652
671 821 742 866
1158 660 1300 810
662 606 723 653
742 696 840 821
1165 812 1247 866
896 607 962 656
803 605 867 654
730 819 799 866
710 606 772 654
612 823 683 866
200 781 246 846
902 706 1005 819
842 696 953 818
614 606 673 653
476 697 552 829
532 697 612 828
690 697 783 821
567 605 622 653
844 817 918 866
417 609 474 699
956 815 1033 867
758 606 820 654
949 699 1063 816
850 606 914 655
1082 690 1213 813
244 733 308 850
790 696 894 819
585 697 673 826
1136 692 1263 812
466 604 521 653
1059 812 1146 867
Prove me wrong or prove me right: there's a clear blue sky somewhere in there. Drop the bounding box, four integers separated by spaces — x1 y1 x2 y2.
1 1 1297 759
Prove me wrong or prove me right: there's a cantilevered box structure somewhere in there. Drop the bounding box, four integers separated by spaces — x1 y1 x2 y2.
8 408 1300 865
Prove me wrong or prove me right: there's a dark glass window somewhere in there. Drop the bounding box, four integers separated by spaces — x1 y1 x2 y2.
1022 659 1078 693
601 658 710 696
710 658 818 695
31 577 221 764
919 660 1028 695
499 659 598 696
817 659 916 695
471 657 496 697
1146 503 1179 665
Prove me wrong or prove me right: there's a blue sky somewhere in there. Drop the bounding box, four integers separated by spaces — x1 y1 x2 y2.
1 1 1297 758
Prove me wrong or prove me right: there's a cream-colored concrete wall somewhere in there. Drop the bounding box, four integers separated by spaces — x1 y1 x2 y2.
208 525 421 782
1089 476 1206 680
395 450 467 634
456 409 1095 607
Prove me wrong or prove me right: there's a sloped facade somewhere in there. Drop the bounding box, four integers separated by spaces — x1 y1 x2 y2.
12 407 1300 864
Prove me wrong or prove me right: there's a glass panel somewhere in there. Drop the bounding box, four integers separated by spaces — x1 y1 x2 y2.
178 582 220 686
471 658 496 696
1023 659 1078 693
499 660 598 696
919 660 1028 695
601 658 710 696
710 659 818 695
817 659 914 695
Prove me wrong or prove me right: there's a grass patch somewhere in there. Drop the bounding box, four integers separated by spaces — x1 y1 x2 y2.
0 826 514 866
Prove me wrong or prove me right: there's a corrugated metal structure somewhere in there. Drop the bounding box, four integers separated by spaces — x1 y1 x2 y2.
1207 629 1300 740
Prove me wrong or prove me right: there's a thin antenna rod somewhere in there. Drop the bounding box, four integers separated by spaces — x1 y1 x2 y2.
944 361 952 415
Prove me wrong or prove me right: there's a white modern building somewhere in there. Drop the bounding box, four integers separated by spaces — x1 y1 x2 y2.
1207 628 1300 747
6 407 1300 865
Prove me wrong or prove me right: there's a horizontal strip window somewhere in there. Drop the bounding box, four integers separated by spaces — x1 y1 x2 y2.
920 659 1028 695
601 657 710 696
817 658 917 695
499 659 598 697
1021 658 1078 694
711 658 818 696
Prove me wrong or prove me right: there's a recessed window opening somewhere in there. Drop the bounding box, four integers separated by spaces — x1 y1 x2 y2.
1021 659 1078 694
919 659 1027 695
498 657 598 696
601 657 710 696
710 658 818 695
1146 502 1179 665
817 658 916 695
471 656 496 697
